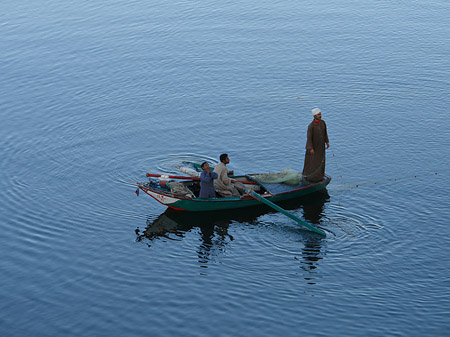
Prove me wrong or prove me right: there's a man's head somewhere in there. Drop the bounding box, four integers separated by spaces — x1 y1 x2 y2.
219 153 230 164
201 161 210 170
312 107 322 121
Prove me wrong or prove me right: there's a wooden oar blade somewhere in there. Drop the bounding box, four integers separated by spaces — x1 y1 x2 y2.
146 173 200 180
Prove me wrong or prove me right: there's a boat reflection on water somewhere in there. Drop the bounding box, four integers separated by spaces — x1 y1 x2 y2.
136 190 330 274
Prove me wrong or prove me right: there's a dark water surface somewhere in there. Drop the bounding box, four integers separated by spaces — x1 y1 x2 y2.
1 1 449 336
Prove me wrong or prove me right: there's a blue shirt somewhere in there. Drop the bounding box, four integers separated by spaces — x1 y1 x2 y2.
199 171 218 198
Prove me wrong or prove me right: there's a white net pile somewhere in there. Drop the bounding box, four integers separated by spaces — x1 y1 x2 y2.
252 169 301 185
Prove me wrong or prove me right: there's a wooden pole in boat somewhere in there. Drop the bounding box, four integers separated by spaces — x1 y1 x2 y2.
249 191 326 236
147 173 200 180
146 173 257 185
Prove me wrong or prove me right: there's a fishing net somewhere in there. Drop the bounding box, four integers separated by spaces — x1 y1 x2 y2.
251 169 301 185
167 181 195 198
177 161 218 177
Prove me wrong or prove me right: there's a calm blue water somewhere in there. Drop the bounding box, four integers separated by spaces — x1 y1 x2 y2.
1 1 450 336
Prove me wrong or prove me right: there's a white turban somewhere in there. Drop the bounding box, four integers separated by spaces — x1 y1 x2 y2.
312 108 321 116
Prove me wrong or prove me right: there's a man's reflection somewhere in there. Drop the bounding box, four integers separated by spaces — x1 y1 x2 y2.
297 189 329 285
197 221 233 266
136 210 237 266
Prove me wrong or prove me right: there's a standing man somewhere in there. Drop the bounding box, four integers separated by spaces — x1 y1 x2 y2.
199 162 218 198
213 153 241 197
302 108 330 182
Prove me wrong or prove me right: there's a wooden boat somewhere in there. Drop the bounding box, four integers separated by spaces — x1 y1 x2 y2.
136 173 331 212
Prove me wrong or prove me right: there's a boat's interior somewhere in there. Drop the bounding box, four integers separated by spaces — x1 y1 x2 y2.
145 173 316 199
181 175 265 199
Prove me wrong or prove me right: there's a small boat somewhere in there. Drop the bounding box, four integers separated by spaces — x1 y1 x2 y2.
136 172 331 213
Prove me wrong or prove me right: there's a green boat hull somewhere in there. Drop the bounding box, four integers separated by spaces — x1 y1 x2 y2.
139 176 331 212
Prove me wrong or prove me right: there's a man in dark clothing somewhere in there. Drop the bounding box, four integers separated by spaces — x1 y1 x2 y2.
199 162 218 198
302 108 330 182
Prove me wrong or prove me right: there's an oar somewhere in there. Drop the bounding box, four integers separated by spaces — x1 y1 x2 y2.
249 190 326 236
147 173 200 180
146 173 257 185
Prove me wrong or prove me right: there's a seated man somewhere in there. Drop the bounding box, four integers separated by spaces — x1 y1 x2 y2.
213 154 241 197
199 162 218 198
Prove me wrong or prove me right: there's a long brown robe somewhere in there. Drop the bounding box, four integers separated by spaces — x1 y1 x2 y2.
302 120 329 182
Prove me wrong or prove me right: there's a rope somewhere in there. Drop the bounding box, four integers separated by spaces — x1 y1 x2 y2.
328 150 439 189
330 148 343 180
328 148 343 206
